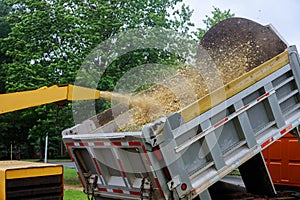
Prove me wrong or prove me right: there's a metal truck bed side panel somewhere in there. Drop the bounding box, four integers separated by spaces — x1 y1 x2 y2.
62 46 300 199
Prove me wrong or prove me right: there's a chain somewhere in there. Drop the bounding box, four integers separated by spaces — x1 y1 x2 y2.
149 179 153 200
91 175 98 199
140 177 153 200
83 172 98 200
140 177 146 200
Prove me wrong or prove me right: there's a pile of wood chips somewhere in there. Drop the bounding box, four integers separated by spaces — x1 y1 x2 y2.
118 42 255 131
114 18 287 131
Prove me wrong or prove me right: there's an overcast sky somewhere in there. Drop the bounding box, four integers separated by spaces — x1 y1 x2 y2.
182 0 300 50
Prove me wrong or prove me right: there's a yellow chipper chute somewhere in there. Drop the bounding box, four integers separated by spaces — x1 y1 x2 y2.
0 85 102 199
0 84 101 114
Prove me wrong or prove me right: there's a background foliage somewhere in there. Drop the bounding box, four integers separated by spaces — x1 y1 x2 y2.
197 6 234 39
0 0 234 159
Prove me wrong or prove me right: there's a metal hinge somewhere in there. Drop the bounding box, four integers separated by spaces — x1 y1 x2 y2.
143 118 166 147
167 175 181 191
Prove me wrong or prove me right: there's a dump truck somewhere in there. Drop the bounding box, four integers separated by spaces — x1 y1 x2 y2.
62 18 300 199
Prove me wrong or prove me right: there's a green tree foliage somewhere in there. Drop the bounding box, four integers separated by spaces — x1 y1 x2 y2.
2 0 194 92
0 0 194 159
0 1 10 38
0 1 15 159
0 0 11 94
197 6 235 40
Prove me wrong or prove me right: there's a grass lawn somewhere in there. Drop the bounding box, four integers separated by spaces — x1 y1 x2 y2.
230 168 241 176
64 190 87 200
64 167 86 199
64 167 81 185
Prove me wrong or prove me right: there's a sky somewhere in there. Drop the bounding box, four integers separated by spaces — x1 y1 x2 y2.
182 0 300 50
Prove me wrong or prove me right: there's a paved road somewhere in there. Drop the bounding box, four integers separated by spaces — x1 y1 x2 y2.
50 162 75 168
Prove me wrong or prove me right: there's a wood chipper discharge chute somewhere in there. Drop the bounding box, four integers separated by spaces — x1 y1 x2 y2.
62 18 300 200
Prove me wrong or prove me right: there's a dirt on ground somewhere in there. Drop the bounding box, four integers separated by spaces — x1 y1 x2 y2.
64 184 82 191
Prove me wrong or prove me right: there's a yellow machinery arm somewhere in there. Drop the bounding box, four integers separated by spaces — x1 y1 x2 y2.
0 84 101 198
0 84 100 114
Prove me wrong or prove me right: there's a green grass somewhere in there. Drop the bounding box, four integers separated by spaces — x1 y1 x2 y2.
64 190 86 200
64 167 81 185
230 169 241 176
64 167 87 199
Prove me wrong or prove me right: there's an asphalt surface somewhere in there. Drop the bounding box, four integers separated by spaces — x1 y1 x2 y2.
50 162 75 168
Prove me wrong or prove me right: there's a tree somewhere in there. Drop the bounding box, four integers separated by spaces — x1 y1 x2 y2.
0 0 11 94
0 1 16 159
197 6 235 40
0 0 194 159
0 1 10 38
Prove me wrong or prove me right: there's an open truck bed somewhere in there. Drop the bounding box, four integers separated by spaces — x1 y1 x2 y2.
63 46 300 200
